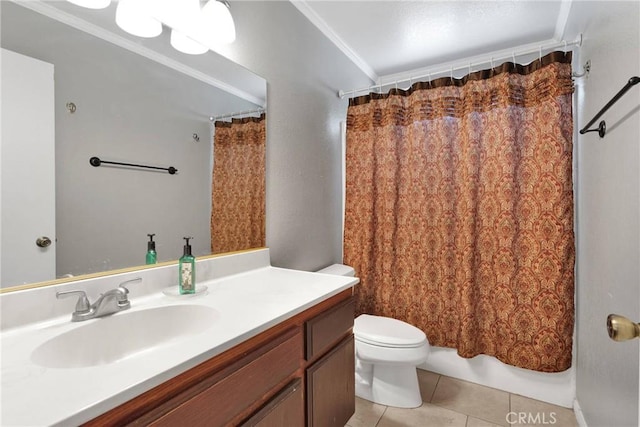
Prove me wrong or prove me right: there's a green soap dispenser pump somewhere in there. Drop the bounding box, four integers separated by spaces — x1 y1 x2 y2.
146 234 157 265
179 237 196 294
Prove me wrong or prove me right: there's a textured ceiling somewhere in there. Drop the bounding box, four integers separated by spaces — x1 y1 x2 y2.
292 0 575 83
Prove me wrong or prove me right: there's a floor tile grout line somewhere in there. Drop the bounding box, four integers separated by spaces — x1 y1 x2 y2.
429 373 442 403
373 404 388 427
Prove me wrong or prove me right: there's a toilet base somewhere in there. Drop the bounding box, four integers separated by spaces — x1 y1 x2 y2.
355 362 423 408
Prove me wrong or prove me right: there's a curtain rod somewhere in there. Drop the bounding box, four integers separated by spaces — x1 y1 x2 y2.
338 36 583 99
209 107 265 121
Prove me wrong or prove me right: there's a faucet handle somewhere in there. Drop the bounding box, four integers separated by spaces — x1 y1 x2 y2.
56 290 91 314
116 277 140 300
118 277 141 290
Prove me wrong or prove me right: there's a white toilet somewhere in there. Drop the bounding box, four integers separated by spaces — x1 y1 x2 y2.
316 264 430 408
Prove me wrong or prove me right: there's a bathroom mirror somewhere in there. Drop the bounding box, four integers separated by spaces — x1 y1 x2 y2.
1 1 267 290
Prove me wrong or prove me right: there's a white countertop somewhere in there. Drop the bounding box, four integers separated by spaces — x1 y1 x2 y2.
0 265 357 426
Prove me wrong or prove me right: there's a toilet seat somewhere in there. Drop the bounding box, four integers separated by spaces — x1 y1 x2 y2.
354 314 427 348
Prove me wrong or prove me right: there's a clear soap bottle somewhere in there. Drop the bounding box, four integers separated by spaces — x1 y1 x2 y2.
146 234 157 265
179 237 196 294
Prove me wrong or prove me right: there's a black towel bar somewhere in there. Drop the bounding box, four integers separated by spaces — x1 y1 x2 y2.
89 156 177 175
580 76 640 138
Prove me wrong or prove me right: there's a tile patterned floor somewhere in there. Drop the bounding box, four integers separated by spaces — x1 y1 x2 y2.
346 370 578 427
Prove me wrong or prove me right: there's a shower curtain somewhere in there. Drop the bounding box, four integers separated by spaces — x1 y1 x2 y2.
344 52 575 372
211 114 266 254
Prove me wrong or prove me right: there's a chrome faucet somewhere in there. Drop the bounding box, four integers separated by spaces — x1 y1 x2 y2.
56 277 141 322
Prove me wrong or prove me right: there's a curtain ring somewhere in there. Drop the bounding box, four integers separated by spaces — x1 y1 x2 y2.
539 46 543 63
490 57 494 69
450 66 454 84
468 62 472 77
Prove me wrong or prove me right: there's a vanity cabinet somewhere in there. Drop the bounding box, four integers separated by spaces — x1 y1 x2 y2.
84 289 354 427
241 379 305 426
305 297 356 427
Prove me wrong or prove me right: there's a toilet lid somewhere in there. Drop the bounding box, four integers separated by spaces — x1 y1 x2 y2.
354 314 427 348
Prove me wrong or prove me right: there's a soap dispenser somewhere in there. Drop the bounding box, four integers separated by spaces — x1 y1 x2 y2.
179 237 196 294
146 234 157 265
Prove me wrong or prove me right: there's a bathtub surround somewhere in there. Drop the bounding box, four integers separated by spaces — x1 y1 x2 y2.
422 348 574 408
344 53 575 373
211 114 266 254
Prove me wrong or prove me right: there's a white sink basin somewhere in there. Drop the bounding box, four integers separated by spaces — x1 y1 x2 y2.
31 305 218 369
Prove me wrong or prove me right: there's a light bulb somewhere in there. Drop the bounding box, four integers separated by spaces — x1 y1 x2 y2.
66 0 111 9
170 30 208 55
115 0 162 38
201 0 236 44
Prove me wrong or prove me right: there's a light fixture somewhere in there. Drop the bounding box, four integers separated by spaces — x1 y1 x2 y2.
170 30 208 55
66 0 236 54
67 0 111 9
115 0 162 38
201 0 236 44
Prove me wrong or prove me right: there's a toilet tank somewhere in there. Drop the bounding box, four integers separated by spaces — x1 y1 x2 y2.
316 264 355 277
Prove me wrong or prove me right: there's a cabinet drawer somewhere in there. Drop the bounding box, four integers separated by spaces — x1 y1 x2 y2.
241 379 304 427
151 328 302 427
305 297 354 361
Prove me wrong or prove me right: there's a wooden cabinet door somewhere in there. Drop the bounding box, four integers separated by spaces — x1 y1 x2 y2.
306 335 355 427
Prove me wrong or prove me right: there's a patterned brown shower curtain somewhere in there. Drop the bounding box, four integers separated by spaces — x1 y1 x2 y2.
211 114 266 254
344 52 575 372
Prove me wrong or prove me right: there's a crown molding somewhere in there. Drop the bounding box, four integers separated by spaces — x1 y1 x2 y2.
553 0 573 41
10 0 265 107
289 0 378 83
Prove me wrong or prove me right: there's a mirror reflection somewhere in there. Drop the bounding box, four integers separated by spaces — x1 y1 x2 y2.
1 1 267 290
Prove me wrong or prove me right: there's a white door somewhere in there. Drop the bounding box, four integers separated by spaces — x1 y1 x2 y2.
1 48 56 288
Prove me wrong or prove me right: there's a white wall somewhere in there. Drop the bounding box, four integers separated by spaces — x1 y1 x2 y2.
211 1 372 271
566 1 640 426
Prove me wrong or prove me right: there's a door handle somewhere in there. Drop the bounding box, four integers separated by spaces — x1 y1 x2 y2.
36 236 52 248
607 314 640 341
